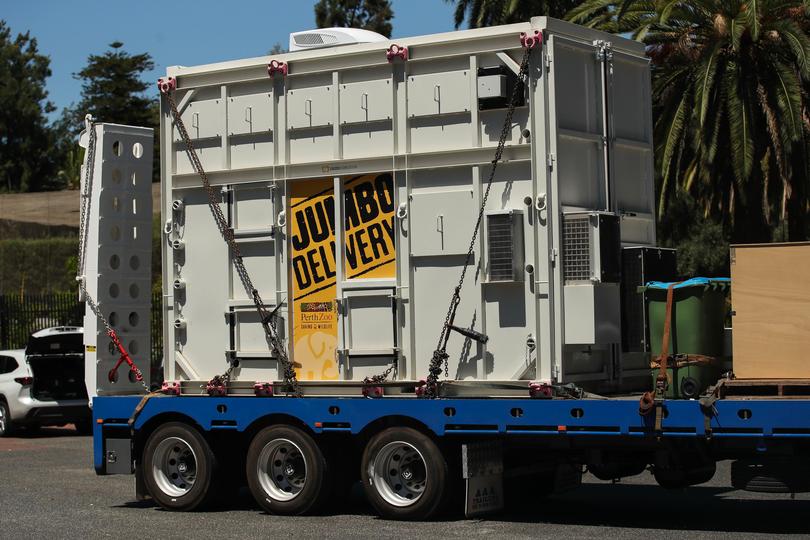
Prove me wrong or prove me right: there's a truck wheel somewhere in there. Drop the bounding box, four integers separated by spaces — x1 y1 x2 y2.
246 425 329 515
142 422 217 511
361 427 447 521
0 401 14 437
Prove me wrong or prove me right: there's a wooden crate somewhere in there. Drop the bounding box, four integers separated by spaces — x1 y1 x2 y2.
731 242 810 379
721 378 810 398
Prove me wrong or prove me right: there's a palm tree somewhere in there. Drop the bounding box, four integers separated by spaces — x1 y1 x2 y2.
447 0 581 28
568 0 810 242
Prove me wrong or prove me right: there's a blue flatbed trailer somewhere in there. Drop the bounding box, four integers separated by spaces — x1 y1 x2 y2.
92 393 810 519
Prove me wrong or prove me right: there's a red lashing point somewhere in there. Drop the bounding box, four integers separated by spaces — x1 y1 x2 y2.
386 44 408 62
254 382 274 397
520 30 543 49
161 381 181 396
267 59 288 77
157 77 176 95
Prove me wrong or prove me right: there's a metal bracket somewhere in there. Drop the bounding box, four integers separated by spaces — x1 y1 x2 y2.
593 40 613 62
157 77 176 95
520 30 543 49
267 59 288 77
386 44 409 62
495 52 521 76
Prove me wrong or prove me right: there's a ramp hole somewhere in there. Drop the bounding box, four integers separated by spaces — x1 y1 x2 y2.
444 407 456 417
510 407 524 418
132 142 143 159
738 409 753 420
129 312 139 327
109 254 120 270
570 408 584 419
328 406 340 415
112 140 122 156
216 404 227 414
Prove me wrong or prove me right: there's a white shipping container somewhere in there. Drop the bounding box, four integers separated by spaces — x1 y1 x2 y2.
158 17 655 392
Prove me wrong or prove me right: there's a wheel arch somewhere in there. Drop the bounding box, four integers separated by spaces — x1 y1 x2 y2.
134 412 208 458
356 414 439 444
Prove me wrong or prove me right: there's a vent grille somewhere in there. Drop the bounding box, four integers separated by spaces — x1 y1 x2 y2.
486 212 524 282
293 33 339 46
488 214 515 281
563 215 592 282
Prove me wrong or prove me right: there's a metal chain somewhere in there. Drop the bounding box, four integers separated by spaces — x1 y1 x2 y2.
423 47 533 398
165 91 301 397
76 117 148 392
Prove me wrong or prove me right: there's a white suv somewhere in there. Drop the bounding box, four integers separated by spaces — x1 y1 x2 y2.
0 327 91 436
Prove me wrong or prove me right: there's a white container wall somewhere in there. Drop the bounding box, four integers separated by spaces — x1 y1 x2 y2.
159 17 655 390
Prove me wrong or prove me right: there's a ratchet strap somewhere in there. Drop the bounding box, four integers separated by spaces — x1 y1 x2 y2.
639 282 680 432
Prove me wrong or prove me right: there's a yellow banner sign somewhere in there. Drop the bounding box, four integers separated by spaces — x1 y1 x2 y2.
290 173 396 380
344 173 396 279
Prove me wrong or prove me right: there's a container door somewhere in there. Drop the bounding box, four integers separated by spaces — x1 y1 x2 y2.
338 173 398 380
289 178 340 381
547 35 608 212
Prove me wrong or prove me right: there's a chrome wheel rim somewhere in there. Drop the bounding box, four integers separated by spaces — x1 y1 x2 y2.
256 438 307 501
151 436 197 497
370 441 427 507
0 404 6 435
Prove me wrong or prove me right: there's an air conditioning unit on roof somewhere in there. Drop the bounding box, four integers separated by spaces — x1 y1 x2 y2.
288 27 388 52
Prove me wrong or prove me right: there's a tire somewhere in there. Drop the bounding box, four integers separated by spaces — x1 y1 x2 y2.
142 422 217 511
732 459 810 493
361 427 448 521
0 401 14 437
653 462 716 489
246 425 330 515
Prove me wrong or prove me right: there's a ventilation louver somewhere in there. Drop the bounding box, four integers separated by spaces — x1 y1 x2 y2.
487 210 524 282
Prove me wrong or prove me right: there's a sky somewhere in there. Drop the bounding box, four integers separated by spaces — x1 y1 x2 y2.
4 0 458 121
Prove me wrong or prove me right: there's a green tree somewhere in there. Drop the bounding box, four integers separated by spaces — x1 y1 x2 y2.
0 21 57 192
447 0 580 28
60 42 159 181
568 1 810 244
315 0 394 37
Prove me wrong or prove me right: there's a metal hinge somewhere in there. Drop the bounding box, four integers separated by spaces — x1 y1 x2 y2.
547 153 556 170
545 52 553 71
594 40 613 62
550 248 557 264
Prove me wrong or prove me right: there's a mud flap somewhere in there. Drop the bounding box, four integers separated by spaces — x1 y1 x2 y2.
462 441 504 517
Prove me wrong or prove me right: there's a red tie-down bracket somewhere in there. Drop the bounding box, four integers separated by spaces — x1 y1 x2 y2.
267 59 288 77
254 382 275 397
520 30 543 49
386 43 409 62
161 381 181 396
157 77 177 95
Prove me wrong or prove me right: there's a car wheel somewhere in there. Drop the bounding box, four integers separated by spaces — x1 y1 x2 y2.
246 425 330 515
0 401 14 437
142 422 217 511
361 427 448 521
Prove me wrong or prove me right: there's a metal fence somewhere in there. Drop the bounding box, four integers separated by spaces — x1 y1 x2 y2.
0 292 163 370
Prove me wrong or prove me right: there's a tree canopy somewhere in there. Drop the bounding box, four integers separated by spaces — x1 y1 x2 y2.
0 21 57 192
314 0 394 37
55 42 160 183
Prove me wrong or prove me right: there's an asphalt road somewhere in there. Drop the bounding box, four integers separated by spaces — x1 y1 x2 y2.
1 428 808 539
